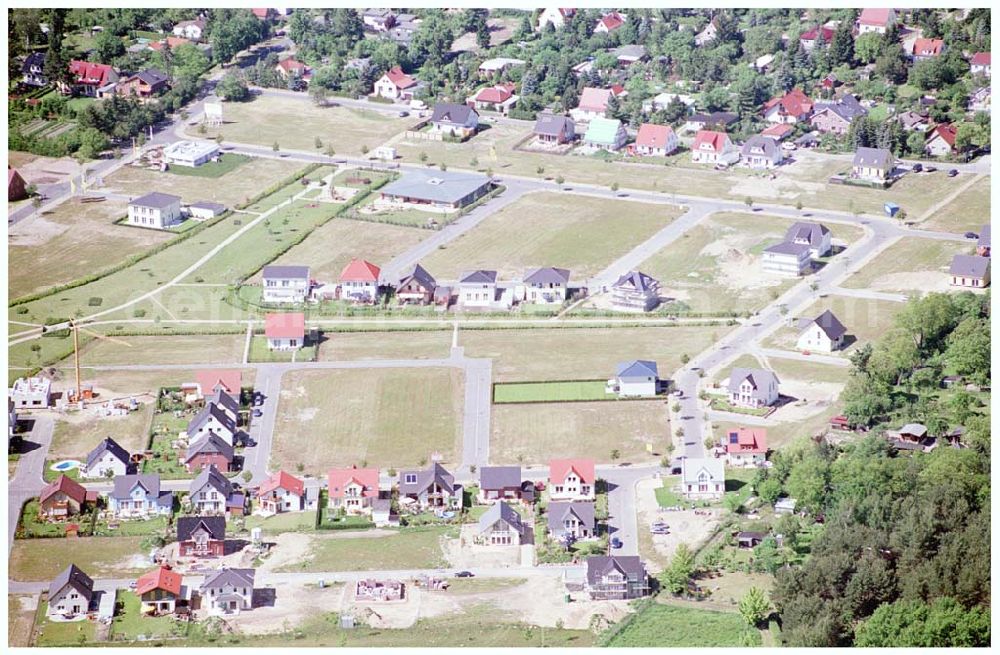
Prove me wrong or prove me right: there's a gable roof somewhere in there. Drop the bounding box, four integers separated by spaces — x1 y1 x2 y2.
176 515 226 541
785 221 830 247
681 457 725 485
578 86 615 112
328 467 379 498
127 68 170 86
584 117 624 145
258 470 304 497
852 147 893 169
22 51 45 73
692 130 730 153
430 102 477 125
763 88 813 118
926 123 957 148
524 267 570 285
276 58 308 73
978 224 990 250
596 11 625 32
459 270 497 284
398 263 436 290
209 388 239 415
800 25 835 43
86 437 130 471
635 123 675 149
69 60 116 86
614 270 659 293
534 113 574 137
136 566 183 596
263 265 309 280
189 465 233 497
547 501 595 532
765 241 811 257
264 312 305 340
399 463 456 495
689 111 738 127
586 555 646 585
912 38 944 57
202 567 255 591
195 369 241 396
949 254 990 278
761 123 794 139
971 52 991 67
479 465 521 490
616 360 658 379
813 94 867 123
805 309 847 340
40 474 87 505
725 426 768 454
339 258 380 283
858 8 893 26
473 83 516 104
185 433 235 464
741 135 781 159
187 401 237 436
382 66 416 89
728 367 780 397
478 501 524 534
110 473 168 502
549 458 595 485
49 564 94 601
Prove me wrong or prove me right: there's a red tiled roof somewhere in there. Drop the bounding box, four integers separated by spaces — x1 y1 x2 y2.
136 566 183 597
912 38 944 57
928 123 957 147
761 123 793 139
383 66 416 90
252 8 270 19
195 370 242 396
610 84 624 96
339 258 380 283
597 12 624 32
68 60 116 86
40 475 87 505
858 8 892 27
148 36 192 51
264 312 305 339
549 459 595 485
764 88 813 118
578 87 612 113
725 427 768 455
327 467 379 499
635 123 675 149
474 83 516 104
258 470 304 497
277 58 308 73
692 129 728 153
800 25 835 43
971 52 991 66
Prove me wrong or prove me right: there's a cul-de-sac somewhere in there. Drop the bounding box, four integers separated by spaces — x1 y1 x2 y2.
6 6 991 649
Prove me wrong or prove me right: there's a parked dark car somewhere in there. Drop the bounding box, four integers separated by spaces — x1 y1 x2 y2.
925 166 937 173
965 232 979 239
948 169 959 177
455 571 475 578
252 409 262 418
911 162 923 172
611 537 624 549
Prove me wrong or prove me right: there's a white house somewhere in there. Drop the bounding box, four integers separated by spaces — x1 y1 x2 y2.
727 367 780 409
537 8 575 31
741 136 783 169
262 265 310 304
162 140 220 168
522 267 570 304
633 123 679 157
264 312 305 351
457 270 499 308
201 568 255 615
255 471 304 514
762 242 811 276
186 402 237 447
785 221 832 258
372 66 419 101
610 360 659 398
172 18 206 40
547 501 596 541
690 130 740 166
970 52 991 78
856 8 895 35
796 309 847 352
610 271 661 312
128 192 183 230
428 103 479 138
476 501 527 546
47 565 94 619
681 458 725 500
695 22 717 46
83 437 131 479
548 459 596 502
724 427 768 468
107 474 173 519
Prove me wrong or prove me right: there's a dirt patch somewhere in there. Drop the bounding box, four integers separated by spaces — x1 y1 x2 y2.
767 379 843 423
8 213 69 246
636 478 721 575
870 270 953 293
257 530 398 572
215 581 343 635
497 575 632 629
697 230 788 296
442 526 523 569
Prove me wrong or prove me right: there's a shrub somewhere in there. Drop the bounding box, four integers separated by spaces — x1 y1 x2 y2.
88 297 103 306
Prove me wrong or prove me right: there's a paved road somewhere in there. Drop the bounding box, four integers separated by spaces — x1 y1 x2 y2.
458 350 493 472
7 416 54 551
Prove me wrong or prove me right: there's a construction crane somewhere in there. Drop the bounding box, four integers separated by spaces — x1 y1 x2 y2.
67 320 133 405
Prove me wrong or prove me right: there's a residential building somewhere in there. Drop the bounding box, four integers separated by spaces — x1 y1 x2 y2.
852 147 894 182
478 57 526 77
262 265 310 304
186 402 237 446
21 52 46 87
785 221 832 257
970 52 991 78
264 312 305 351
136 566 183 614
523 267 570 304
83 437 131 479
63 60 119 97
574 86 620 122
362 8 396 32
911 38 945 61
39 475 88 519
695 21 718 46
207 388 239 422
856 8 895 35
372 66 418 101
428 103 479 138
763 88 814 124
610 360 659 398
977 225 990 257
275 58 310 83
897 110 930 132
547 501 596 541
728 367 780 409
379 169 492 210
398 463 463 510
384 14 421 46
968 86 991 114
9 168 28 201
681 457 725 500
108 474 173 519
173 18 206 40
633 123 678 157
610 270 660 312
457 270 499 308
201 568 255 615
691 130 739 166
188 465 245 516
799 25 835 51
643 92 695 114
548 459 595 502
537 8 576 31
116 68 170 99
184 433 234 473
684 112 738 132
797 309 847 352
396 264 437 304
327 467 380 515
762 241 811 276
725 427 768 467
338 259 381 303
47 565 94 619
10 376 51 408
467 83 519 115
925 123 958 157
761 123 793 141
741 135 783 169
594 11 625 34
176 516 226 557
190 370 241 400
585 556 651 600
533 113 576 144
256 471 304 513
188 201 226 219
478 466 533 503
162 140 220 168
810 95 867 135
612 44 647 66
128 192 183 230
949 255 990 288
476 502 527 545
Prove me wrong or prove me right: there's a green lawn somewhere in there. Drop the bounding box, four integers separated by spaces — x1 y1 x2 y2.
242 510 316 534
92 515 171 538
248 336 318 363
9 536 151 582
141 409 194 480
277 526 455 572
492 380 616 403
109 591 185 642
17 500 90 538
603 603 760 647
33 601 97 647
654 477 685 508
166 153 250 178
840 236 960 292
920 175 990 233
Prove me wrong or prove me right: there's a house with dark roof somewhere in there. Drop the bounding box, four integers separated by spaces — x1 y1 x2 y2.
478 466 533 503
396 264 437 305
533 113 576 144
897 110 931 133
549 459 596 502
457 269 500 308
728 367 780 408
852 147 894 182
977 224 990 257
684 111 738 132
187 402 237 446
327 467 380 515
262 265 310 304
610 270 661 312
523 267 571 304
476 501 528 545
177 516 226 557
184 433 234 473
39 475 88 519
128 192 183 229
173 17 207 40
949 254 990 288
201 568 256 615
207 389 239 423
380 169 492 210
188 465 245 516
547 501 596 541
585 556 650 600
116 68 171 100
741 135 783 169
363 9 396 33
611 360 660 397
108 474 173 519
762 241 811 276
811 94 867 135
725 427 768 467
785 221 832 258
136 566 184 614
797 309 847 352
612 44 647 66
48 564 94 619
429 103 479 138
83 437 132 479
398 463 462 510
21 51 47 87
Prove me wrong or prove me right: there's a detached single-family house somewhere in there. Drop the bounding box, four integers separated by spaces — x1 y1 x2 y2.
585 556 651 600
478 57 526 77
810 95 867 135
762 241 811 276
533 113 575 144
188 465 245 516
275 58 310 83
201 568 255 615
857 8 895 35
83 437 131 479
327 467 380 515
173 18 206 40
457 270 499 308
785 221 832 258
924 123 958 157
583 117 627 151
897 110 931 133
741 135 783 169
10 376 51 408
136 566 183 614
372 66 419 101
547 501 596 541
548 459 596 502
22 52 46 87
911 38 945 61
256 471 305 514
763 88 814 124
476 501 527 545
797 309 847 352
429 103 479 138
176 516 226 557
684 112 738 132
39 475 88 519
977 225 990 257
108 474 173 519
47 565 94 619
523 267 570 304
191 369 241 400
264 312 305 351
949 255 990 288
379 169 492 210
610 360 659 398
728 367 780 409
691 130 739 166
262 265 310 304
575 86 621 122
363 8 396 32
610 270 660 312
184 433 234 473
633 123 678 157
338 259 381 303
970 52 991 78
396 264 437 304
968 86 991 114
799 25 835 51
187 402 237 446
128 192 183 230
681 457 725 500
64 60 119 97
537 8 576 31
467 83 519 115
852 147 894 181
399 463 462 510
115 69 170 100
478 466 533 503
725 427 768 467
695 21 718 46
594 11 625 34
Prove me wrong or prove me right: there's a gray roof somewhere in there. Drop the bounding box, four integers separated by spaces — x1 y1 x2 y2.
613 44 647 59
184 433 234 463
585 555 646 586
190 465 233 496
949 254 990 278
524 267 570 286
547 501 595 534
110 474 172 509
86 437 130 470
613 270 658 292
803 309 847 340
201 567 254 591
430 102 478 126
478 501 524 535
22 52 45 73
813 94 867 122
49 564 94 602
177 515 226 541
398 263 436 290
899 423 928 437
979 224 990 249
380 168 491 205
785 221 830 247
689 111 738 126
134 68 169 86
479 466 521 490
189 201 226 212
795 132 819 146
131 191 182 209
459 269 497 284
853 146 893 169
262 265 309 280
616 360 658 379
209 389 240 416
764 241 811 256
399 463 456 496
728 367 780 398
534 113 574 137
187 402 236 436
741 135 780 159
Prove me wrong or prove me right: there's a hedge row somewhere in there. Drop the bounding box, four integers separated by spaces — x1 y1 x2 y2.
234 162 323 210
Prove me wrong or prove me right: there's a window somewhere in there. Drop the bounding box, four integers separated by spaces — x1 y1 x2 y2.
404 474 417 484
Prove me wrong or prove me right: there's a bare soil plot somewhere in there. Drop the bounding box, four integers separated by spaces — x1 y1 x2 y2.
840 236 959 292
9 536 151 582
215 581 344 635
920 175 990 233
491 401 668 464
318 330 453 361
73 334 247 366
636 478 721 574
50 403 153 459
8 595 36 647
422 192 684 279
268 527 454 573
7 151 77 185
37 367 256 400
272 367 464 475
196 96 406 154
712 401 843 451
763 295 906 355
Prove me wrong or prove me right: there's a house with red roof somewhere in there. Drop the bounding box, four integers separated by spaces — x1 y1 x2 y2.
275 57 311 83
372 66 419 101
187 369 241 400
255 471 305 514
251 8 274 20
763 88 814 124
39 475 89 519
632 123 678 157
690 130 739 166
594 11 625 34
549 459 596 502
338 258 381 303
911 38 945 61
147 36 193 53
264 312 305 350
327 467 380 515
62 60 119 97
799 25 835 51
574 86 623 122
856 8 895 35
467 83 519 115
136 566 184 614
970 52 991 78
9 168 28 201
724 427 768 467
761 123 793 141
924 123 959 157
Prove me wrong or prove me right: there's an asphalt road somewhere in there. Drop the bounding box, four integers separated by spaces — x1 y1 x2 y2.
7 415 54 551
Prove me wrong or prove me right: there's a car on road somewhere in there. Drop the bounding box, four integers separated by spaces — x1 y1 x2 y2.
925 166 937 173
965 232 980 239
454 571 475 578
672 390 684 398
911 163 922 172
563 187 573 191
398 110 409 117
948 169 959 177
252 409 263 418
611 537 624 549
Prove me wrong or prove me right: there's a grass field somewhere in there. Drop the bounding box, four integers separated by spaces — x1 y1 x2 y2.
604 603 758 647
493 380 615 403
109 591 182 641
197 96 405 154
8 595 35 647
460 326 728 382
272 367 463 475
243 510 316 534
763 295 906 354
166 153 250 178
248 336 317 363
33 601 97 647
317 330 453 361
50 404 153 459
276 526 455 572
492 400 668 464
73 334 247 366
9 536 151 582
840 236 958 291
921 176 990 233
421 192 684 279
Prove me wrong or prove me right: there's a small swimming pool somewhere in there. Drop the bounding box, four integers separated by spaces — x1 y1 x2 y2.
50 460 81 472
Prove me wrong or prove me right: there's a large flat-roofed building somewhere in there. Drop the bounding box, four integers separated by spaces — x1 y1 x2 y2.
128 192 183 229
163 140 221 168
379 169 492 210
